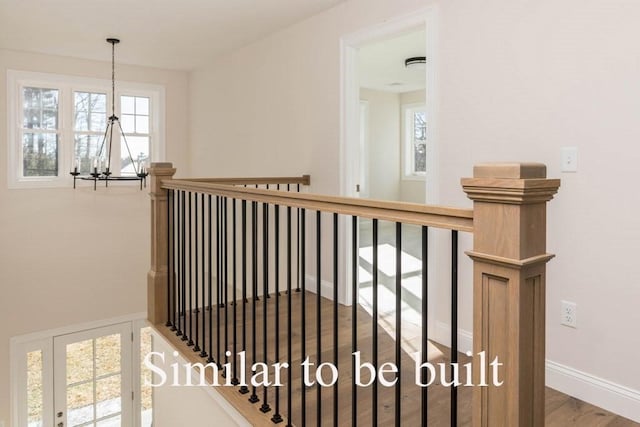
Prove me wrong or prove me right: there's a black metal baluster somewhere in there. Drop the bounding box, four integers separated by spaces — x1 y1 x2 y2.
180 191 187 340
249 201 260 404
333 212 339 427
351 215 358 427
421 226 429 426
166 189 173 328
171 190 177 332
207 195 215 364
300 208 306 425
316 210 322 426
261 202 271 413
239 200 249 394
200 194 207 358
272 204 283 424
193 193 201 353
296 184 301 293
451 230 459 426
224 197 229 369
187 192 194 346
372 218 378 426
216 196 221 366
395 222 402 426
286 206 293 427
232 198 239 385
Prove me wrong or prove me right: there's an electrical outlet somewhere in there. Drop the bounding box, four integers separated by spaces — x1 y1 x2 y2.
561 300 577 328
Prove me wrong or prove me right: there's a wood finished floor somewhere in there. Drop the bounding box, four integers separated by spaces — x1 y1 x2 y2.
159 291 638 426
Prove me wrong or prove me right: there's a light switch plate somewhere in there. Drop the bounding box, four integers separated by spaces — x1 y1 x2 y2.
561 147 578 172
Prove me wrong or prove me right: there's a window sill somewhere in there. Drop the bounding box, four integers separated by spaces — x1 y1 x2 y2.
401 175 427 182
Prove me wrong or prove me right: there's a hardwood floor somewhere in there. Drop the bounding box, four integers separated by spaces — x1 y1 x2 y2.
158 291 638 426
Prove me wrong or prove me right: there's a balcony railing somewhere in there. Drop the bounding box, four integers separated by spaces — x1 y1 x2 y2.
147 162 559 426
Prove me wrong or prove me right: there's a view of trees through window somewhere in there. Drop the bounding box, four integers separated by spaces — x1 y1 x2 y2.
22 87 59 176
74 91 107 174
19 85 152 179
412 110 426 174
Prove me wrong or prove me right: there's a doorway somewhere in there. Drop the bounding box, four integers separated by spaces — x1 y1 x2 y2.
53 323 133 427
11 317 152 427
340 8 439 343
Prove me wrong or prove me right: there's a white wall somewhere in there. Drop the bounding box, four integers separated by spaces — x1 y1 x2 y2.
360 88 400 201
0 48 189 425
187 0 640 419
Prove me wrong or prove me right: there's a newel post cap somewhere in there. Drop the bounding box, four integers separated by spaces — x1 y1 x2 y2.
148 162 176 176
461 162 560 204
472 162 547 179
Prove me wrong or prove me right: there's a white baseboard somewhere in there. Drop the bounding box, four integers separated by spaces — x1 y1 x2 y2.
433 321 473 355
433 323 640 422
304 273 338 301
546 360 640 423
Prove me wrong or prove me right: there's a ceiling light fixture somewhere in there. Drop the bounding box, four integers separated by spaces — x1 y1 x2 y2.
70 38 148 190
404 56 426 69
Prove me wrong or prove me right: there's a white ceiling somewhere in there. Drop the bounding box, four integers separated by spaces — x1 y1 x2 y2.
0 0 344 70
358 29 426 93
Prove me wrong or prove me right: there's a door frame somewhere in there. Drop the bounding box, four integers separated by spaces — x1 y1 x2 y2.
53 322 134 427
338 7 440 339
10 312 146 427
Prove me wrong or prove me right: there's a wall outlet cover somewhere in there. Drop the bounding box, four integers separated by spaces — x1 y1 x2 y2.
561 300 577 328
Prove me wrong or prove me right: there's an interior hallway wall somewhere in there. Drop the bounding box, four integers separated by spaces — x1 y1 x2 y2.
0 48 189 424
359 88 400 201
188 0 640 419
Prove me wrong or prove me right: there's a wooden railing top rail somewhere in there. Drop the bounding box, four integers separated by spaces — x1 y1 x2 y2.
161 179 474 232
174 174 310 186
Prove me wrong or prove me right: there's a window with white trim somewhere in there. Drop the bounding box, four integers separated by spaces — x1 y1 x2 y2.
402 104 427 179
120 95 150 176
7 70 165 188
21 87 60 177
74 91 108 175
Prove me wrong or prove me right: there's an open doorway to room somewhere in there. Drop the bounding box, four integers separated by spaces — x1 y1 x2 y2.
357 29 427 204
355 28 430 356
340 9 441 360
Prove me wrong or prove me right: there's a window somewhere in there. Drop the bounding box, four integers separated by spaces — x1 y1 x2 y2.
7 70 165 188
120 96 150 176
21 87 60 177
74 91 107 174
26 349 45 426
402 104 427 179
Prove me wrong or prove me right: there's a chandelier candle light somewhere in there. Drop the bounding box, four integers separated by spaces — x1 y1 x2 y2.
70 38 149 190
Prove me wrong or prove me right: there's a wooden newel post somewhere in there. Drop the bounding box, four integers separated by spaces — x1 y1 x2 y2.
462 163 560 427
147 162 177 325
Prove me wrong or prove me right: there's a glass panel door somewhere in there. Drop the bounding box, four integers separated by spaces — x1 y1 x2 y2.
54 323 133 427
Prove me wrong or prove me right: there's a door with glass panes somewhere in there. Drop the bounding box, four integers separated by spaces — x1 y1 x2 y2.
53 323 132 427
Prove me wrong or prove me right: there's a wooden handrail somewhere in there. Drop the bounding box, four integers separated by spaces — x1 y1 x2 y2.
161 179 474 232
148 162 560 426
173 174 310 186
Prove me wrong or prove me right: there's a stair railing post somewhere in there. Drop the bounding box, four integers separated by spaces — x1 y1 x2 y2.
462 163 560 427
148 162 177 325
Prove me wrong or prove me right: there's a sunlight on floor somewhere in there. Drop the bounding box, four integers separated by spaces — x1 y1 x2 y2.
357 241 442 362
359 243 422 277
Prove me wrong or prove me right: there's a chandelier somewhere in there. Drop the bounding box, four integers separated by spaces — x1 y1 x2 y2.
70 38 148 190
